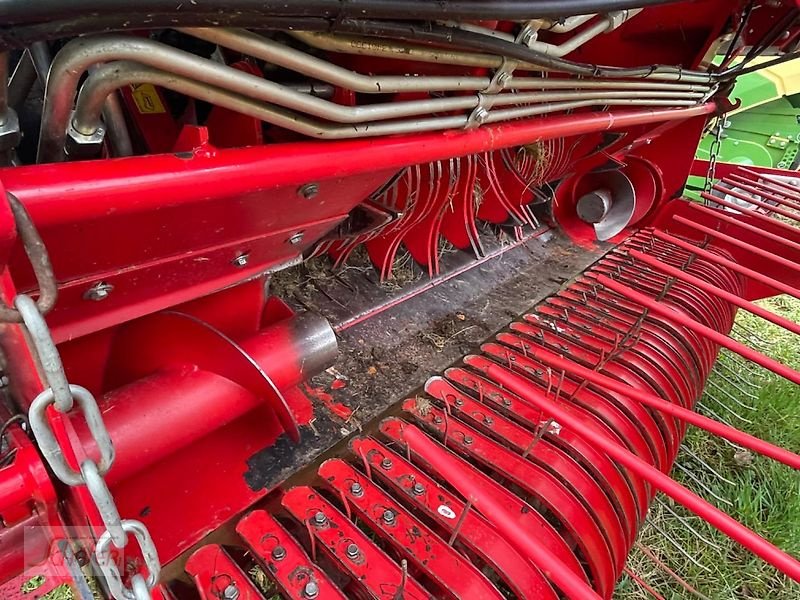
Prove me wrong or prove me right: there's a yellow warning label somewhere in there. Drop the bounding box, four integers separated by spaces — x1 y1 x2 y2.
130 83 166 114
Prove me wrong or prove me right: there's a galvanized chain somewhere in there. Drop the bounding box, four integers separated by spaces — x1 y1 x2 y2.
704 117 725 198
4 200 160 599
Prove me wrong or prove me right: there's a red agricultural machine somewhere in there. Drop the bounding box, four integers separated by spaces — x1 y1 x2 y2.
0 1 799 598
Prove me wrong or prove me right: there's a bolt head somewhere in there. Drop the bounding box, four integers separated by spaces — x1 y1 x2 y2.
288 231 305 245
298 183 320 200
83 281 114 301
411 482 425 496
302 581 320 599
222 584 240 600
271 545 287 561
232 253 249 267
345 543 360 559
382 509 396 525
381 458 393 470
350 482 364 497
312 511 327 526
463 435 474 445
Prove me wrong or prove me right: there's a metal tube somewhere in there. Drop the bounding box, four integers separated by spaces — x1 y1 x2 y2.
723 175 800 210
651 230 800 301
628 249 800 336
290 30 712 94
485 97 697 122
72 61 700 145
690 200 800 256
182 27 491 93
672 216 800 277
740 167 800 199
70 62 467 141
482 362 800 582
543 13 596 33
99 91 133 157
597 274 800 386
262 30 503 69
484 334 800 469
526 10 642 59
702 188 800 225
187 27 709 95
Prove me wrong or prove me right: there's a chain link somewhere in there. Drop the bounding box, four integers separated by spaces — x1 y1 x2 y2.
704 116 725 198
4 202 160 598
28 384 114 485
96 521 161 600
0 193 58 322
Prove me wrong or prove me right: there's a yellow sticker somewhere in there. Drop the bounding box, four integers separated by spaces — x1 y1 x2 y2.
130 83 166 114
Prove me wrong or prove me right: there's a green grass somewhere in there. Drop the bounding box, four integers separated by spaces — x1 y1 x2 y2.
617 296 800 599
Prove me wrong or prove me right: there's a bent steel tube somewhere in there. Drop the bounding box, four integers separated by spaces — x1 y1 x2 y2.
39 35 491 162
72 62 702 146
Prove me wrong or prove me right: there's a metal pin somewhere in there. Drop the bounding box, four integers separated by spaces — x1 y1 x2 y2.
680 446 736 486
701 391 754 424
672 461 733 507
706 379 756 411
654 497 721 550
646 518 712 573
447 498 472 546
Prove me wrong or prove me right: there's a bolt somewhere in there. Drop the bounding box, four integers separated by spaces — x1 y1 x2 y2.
231 253 249 268
454 398 463 407
350 482 364 497
382 509 396 525
412 482 425 496
473 107 490 125
222 584 240 600
312 511 327 526
381 458 393 470
288 231 305 245
345 543 360 560
463 436 474 445
484 416 494 425
83 281 114 301
302 581 320 599
502 399 512 407
298 183 320 199
433 416 443 424
495 71 511 88
271 545 286 561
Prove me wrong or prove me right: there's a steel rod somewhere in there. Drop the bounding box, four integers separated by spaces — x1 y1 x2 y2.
701 189 800 225
692 199 800 254
740 167 800 198
724 175 800 210
597 274 800 386
672 216 800 277
651 230 800 300
493 324 800 469
483 362 800 582
628 249 800 336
